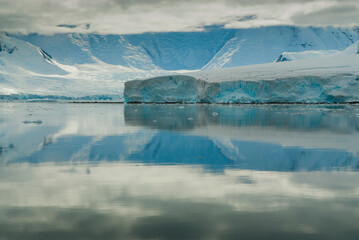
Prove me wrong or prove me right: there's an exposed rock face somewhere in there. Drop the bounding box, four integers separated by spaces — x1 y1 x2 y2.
0 40 17 54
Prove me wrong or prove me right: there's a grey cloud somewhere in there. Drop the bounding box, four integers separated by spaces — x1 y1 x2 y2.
0 0 358 34
0 14 33 32
108 0 353 6
291 4 359 25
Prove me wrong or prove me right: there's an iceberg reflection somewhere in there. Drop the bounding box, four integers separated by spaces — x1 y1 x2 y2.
1 103 358 171
1 103 359 239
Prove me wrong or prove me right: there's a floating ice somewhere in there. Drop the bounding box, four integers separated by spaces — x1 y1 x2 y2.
23 120 43 124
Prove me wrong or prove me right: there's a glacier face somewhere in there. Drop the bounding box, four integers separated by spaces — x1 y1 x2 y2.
124 74 359 104
124 75 204 103
14 26 359 70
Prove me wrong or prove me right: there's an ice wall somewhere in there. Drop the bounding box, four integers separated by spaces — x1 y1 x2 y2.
124 74 359 103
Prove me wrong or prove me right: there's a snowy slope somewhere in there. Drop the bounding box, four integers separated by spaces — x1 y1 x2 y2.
203 26 359 70
0 33 67 75
0 63 172 100
274 50 341 62
15 30 233 70
191 41 359 83
342 40 359 55
275 40 359 62
0 34 174 99
14 26 359 70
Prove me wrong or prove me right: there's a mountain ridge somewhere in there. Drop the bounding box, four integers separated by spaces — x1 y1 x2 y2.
12 25 359 71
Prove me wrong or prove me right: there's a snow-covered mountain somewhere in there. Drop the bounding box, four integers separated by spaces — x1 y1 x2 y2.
14 26 359 70
1 25 359 100
0 33 67 75
14 30 231 70
203 27 359 70
0 33 173 99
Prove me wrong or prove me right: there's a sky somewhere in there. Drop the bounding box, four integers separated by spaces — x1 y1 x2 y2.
0 0 358 34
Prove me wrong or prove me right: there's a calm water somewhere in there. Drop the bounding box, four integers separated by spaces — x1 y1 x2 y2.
0 102 359 240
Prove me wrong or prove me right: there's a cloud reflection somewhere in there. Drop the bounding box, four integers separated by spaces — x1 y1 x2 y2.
0 163 358 239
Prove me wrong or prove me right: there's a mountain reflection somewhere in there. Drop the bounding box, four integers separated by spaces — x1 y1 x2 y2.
1 103 359 240
0 103 358 171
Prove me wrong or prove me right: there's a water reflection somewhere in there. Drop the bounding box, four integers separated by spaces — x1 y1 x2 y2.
0 164 359 240
0 103 359 239
2 103 358 171
124 104 359 133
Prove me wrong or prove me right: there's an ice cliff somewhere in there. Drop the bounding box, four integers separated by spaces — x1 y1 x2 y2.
124 74 359 104
124 51 359 103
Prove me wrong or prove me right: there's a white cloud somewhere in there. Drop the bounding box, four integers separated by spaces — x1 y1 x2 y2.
0 0 358 34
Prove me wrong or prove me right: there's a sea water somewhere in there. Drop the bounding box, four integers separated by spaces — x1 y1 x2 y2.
0 102 358 239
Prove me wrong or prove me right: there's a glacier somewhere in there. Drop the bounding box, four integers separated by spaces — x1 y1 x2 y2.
124 45 359 103
124 73 359 104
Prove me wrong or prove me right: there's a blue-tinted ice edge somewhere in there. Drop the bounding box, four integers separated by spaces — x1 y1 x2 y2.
124 74 359 104
0 94 124 102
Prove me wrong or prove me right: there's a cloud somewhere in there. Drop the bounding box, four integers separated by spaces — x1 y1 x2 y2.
0 0 358 34
291 4 359 25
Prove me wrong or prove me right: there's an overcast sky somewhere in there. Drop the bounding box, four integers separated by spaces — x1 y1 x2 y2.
0 0 358 34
